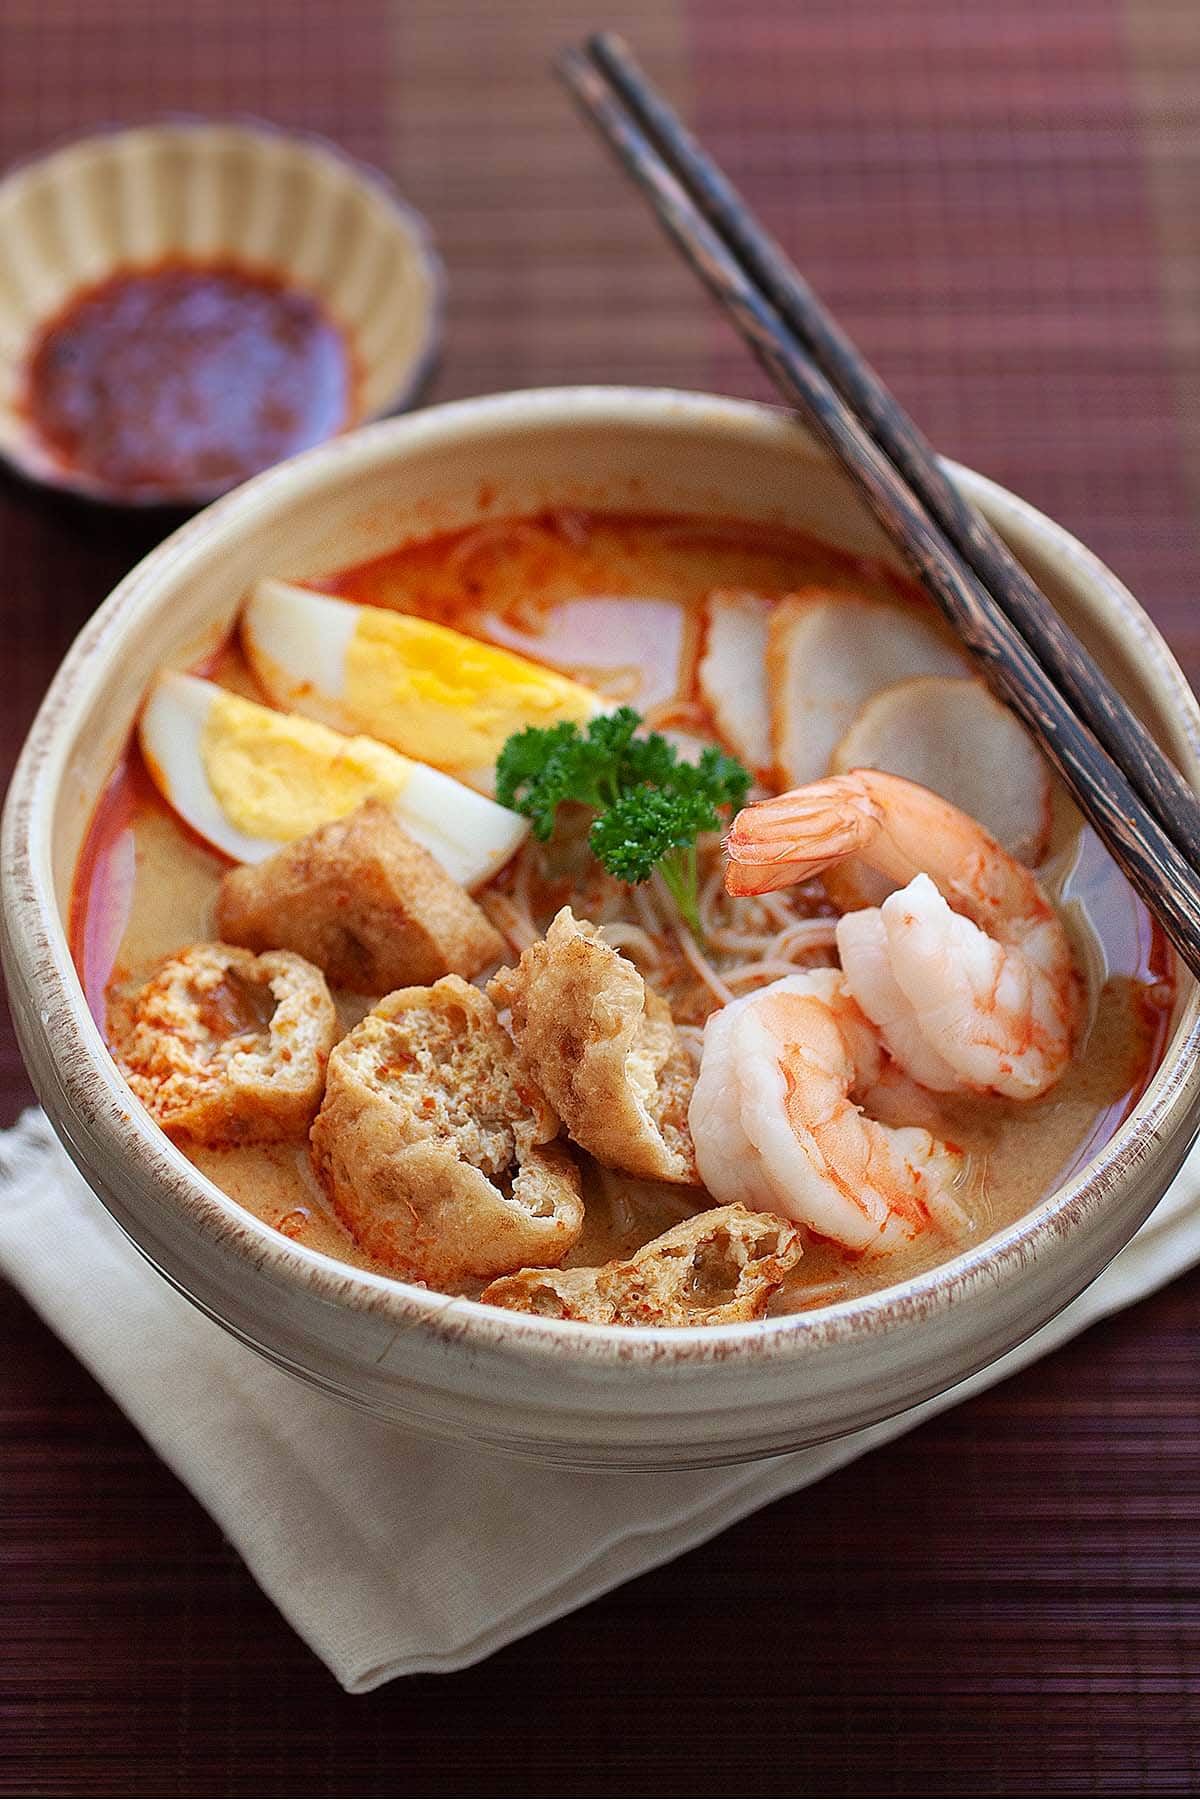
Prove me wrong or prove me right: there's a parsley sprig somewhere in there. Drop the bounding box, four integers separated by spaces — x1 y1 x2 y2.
495 707 750 941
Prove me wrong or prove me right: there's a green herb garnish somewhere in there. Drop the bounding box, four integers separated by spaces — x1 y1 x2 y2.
495 706 750 941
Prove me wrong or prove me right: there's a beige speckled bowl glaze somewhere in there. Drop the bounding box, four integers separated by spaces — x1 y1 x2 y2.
4 388 1200 1469
0 120 442 504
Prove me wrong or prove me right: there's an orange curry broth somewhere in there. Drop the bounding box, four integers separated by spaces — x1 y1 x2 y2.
70 510 1176 1304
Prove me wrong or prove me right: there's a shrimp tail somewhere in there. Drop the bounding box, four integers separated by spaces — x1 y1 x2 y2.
725 773 882 896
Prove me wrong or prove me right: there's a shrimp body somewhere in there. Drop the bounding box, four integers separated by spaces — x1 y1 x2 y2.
725 770 1080 1100
689 971 966 1255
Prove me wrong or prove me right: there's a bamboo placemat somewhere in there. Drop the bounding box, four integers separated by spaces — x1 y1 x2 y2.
2 2 1199 1793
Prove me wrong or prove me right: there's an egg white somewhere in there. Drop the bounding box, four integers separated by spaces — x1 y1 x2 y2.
241 577 609 794
138 670 528 889
241 580 356 723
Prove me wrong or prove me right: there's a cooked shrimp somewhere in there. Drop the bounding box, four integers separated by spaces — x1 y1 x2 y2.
688 970 967 1254
724 770 1081 1100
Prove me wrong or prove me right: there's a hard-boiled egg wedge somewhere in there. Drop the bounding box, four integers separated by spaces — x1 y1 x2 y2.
241 578 604 791
138 671 528 889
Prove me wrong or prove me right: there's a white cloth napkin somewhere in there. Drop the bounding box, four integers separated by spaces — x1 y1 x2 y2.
1 1107 1198 1692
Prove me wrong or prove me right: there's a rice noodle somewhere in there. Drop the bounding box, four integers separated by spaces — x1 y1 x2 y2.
759 891 801 929
483 790 839 1025
766 919 839 959
557 663 644 701
632 881 668 939
511 841 535 915
643 697 713 733
477 844 543 954
789 1281 850 1310
704 928 781 959
478 890 538 955
698 862 727 928
696 853 840 978
598 921 665 970
447 519 549 579
502 594 553 634
672 918 736 1007
703 921 785 953
724 958 829 989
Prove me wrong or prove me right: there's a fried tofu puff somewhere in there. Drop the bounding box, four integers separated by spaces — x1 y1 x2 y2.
482 1204 803 1326
488 907 697 1184
114 942 337 1144
309 975 583 1287
215 799 505 993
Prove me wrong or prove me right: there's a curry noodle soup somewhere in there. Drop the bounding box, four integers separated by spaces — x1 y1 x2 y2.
73 511 1173 1322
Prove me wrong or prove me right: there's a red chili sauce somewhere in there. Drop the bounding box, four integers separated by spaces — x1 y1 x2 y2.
24 260 352 496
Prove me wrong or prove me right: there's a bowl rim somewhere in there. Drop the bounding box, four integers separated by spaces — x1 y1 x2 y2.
0 116 444 508
5 383 1200 1370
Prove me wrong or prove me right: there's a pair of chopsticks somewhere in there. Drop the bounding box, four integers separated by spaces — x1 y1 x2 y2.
557 34 1200 980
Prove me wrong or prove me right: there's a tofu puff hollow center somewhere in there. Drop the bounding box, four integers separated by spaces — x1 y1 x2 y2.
138 670 527 890
242 578 604 790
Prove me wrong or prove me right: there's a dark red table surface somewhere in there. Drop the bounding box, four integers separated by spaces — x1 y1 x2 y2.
3 3 1200 1795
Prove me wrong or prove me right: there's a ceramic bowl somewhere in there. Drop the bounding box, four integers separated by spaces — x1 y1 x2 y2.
4 387 1200 1470
0 120 442 504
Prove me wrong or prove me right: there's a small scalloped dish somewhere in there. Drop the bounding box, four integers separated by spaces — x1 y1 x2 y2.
0 121 442 505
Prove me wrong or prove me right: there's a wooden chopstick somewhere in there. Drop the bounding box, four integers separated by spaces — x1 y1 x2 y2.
555 43 1200 979
586 30 1200 876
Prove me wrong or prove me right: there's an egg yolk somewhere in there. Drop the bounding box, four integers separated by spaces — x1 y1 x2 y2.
343 609 599 773
202 689 412 842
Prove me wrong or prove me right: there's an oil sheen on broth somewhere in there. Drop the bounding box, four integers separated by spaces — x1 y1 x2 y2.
74 511 1173 1313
